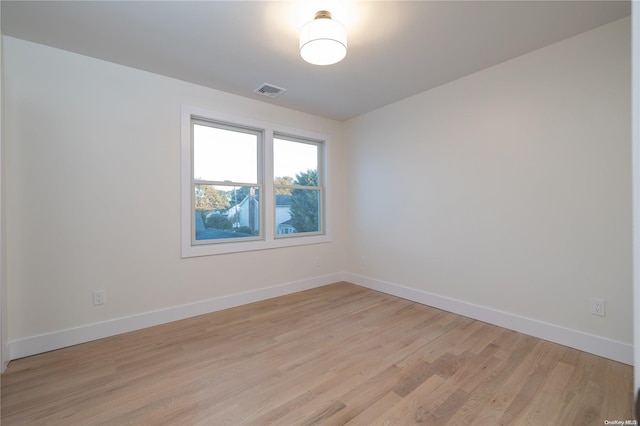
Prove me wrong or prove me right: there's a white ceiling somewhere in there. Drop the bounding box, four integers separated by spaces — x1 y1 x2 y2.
1 1 631 121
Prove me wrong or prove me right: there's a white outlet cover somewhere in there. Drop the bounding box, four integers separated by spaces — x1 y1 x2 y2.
590 298 605 316
93 290 106 305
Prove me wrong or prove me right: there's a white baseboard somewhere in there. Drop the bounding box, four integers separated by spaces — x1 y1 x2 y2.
9 273 342 360
343 272 633 365
9 271 633 365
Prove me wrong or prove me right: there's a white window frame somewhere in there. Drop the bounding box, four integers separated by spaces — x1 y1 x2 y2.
192 119 263 246
273 134 324 239
181 105 331 257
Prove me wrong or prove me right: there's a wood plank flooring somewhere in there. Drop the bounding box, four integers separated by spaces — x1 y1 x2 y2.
1 282 635 425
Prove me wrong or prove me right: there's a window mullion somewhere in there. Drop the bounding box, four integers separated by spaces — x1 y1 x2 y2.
264 129 275 242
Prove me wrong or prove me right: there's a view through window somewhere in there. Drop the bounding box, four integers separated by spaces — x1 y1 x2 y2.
193 121 261 242
187 114 325 255
273 137 321 235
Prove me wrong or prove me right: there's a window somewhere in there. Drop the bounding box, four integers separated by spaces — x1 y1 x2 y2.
274 136 322 236
193 120 262 243
181 106 330 257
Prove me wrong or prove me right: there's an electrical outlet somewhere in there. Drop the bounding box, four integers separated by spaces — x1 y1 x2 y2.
93 290 106 306
590 298 605 316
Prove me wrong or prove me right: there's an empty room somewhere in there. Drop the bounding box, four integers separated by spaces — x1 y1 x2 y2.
1 1 638 424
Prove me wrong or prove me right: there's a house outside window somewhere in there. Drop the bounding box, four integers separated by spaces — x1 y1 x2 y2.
181 106 330 257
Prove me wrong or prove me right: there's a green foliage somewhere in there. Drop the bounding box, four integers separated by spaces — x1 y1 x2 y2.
202 212 232 230
274 176 293 195
289 170 319 233
194 185 230 211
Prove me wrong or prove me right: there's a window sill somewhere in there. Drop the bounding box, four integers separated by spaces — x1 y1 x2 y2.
181 234 331 258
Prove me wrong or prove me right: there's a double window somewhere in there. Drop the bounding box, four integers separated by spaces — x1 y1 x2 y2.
181 106 329 257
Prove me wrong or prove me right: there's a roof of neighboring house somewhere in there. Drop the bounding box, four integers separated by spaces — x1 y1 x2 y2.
195 211 206 232
225 194 289 214
195 228 253 240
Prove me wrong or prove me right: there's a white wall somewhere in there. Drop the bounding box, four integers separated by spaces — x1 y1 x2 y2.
3 36 346 354
346 18 632 352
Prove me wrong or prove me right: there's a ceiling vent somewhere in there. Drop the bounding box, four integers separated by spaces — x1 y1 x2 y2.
254 83 287 98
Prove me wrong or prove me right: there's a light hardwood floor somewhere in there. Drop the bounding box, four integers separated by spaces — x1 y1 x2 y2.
1 282 634 425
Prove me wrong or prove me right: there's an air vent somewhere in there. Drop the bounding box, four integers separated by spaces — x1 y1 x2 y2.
254 83 287 98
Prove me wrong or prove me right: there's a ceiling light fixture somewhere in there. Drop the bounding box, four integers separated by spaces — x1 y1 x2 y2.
299 10 347 66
